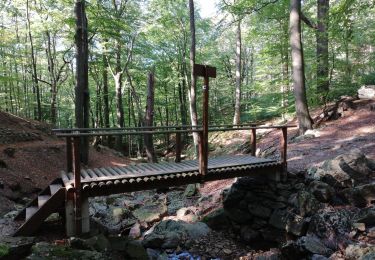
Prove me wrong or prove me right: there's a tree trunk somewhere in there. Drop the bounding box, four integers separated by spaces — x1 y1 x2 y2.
114 41 125 151
144 72 157 163
290 0 313 134
26 0 42 121
316 0 329 101
233 20 242 126
188 0 199 157
74 0 90 164
102 53 110 129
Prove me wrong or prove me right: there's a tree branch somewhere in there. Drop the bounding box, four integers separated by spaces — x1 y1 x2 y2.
301 12 318 29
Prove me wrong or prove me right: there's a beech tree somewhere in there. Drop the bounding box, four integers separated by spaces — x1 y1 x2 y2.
290 0 313 134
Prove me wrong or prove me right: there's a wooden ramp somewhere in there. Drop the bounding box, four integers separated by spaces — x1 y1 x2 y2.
61 155 282 197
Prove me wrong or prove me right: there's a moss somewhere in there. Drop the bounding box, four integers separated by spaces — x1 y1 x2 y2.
0 243 10 257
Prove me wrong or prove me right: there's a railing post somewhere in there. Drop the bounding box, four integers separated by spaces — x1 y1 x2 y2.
193 64 216 180
66 137 73 172
73 136 82 235
280 127 288 175
175 130 181 163
250 128 256 156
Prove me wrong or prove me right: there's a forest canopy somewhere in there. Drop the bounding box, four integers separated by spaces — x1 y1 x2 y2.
0 0 374 129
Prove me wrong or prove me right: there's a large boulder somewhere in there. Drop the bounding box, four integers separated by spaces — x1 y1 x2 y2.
341 183 375 207
306 150 375 187
142 220 210 249
307 208 353 250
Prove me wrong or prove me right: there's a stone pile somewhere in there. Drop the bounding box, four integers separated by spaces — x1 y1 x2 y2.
221 150 375 259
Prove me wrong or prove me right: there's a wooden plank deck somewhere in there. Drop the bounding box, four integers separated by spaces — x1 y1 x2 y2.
61 155 282 197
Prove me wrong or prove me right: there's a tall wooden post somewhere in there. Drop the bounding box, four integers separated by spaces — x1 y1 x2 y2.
194 64 216 180
175 130 181 163
73 137 82 235
66 137 73 172
250 128 256 156
280 127 288 175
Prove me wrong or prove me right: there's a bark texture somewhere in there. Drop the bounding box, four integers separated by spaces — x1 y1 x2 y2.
189 0 199 157
290 0 313 134
233 20 242 126
144 72 157 163
74 0 90 164
317 0 329 98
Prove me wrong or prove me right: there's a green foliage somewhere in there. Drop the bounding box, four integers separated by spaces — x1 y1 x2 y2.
0 244 10 257
361 73 375 85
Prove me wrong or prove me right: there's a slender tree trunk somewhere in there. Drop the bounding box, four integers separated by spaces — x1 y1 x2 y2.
144 72 157 163
102 53 110 128
114 41 125 150
233 20 242 126
316 0 329 101
188 0 199 156
290 0 313 134
26 0 42 121
74 0 90 164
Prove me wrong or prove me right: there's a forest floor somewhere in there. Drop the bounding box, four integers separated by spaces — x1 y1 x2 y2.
0 98 374 259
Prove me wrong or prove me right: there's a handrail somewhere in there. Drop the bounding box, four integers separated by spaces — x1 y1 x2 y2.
53 124 297 136
52 123 269 133
55 129 203 137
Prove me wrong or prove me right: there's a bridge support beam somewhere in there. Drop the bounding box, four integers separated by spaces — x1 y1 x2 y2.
65 193 89 236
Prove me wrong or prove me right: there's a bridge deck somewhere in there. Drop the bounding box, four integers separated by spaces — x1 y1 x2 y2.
61 155 282 197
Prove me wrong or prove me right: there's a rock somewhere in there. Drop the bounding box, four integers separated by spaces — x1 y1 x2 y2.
286 213 309 236
345 243 375 259
202 208 229 230
306 150 374 187
294 133 316 142
142 220 210 249
183 184 197 197
296 190 322 217
353 222 366 232
352 207 375 227
248 204 272 219
129 222 142 239
345 183 375 207
124 240 148 260
223 185 246 208
358 85 375 99
254 248 281 260
240 226 260 242
269 209 288 230
0 236 36 259
308 181 335 203
311 254 328 260
308 208 352 245
282 235 333 259
133 200 167 224
147 248 161 260
27 242 108 259
84 234 111 252
225 208 252 224
223 248 232 254
112 207 126 223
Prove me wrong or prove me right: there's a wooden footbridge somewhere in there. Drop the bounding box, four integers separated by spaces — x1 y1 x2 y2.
14 64 295 236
